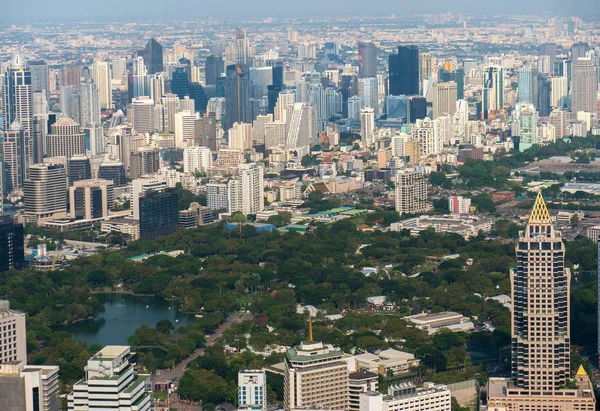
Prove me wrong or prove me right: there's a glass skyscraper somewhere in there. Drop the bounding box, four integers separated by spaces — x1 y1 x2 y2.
388 46 419 96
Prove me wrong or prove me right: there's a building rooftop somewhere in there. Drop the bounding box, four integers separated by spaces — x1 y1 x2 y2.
93 345 130 360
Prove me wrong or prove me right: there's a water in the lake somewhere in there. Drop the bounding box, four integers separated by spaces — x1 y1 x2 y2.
62 293 197 347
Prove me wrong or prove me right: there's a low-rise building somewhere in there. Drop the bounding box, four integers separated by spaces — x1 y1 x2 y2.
354 349 420 375
349 371 378 411
0 361 60 411
359 382 451 411
404 312 474 335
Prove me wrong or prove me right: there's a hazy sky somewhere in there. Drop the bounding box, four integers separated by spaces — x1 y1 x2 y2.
2 0 599 22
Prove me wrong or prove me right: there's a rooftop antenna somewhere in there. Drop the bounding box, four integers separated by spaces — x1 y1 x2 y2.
308 310 313 342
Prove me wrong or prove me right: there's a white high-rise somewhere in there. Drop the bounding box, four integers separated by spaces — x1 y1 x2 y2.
252 114 273 145
274 91 296 124
131 97 156 134
161 93 181 133
183 146 213 174
360 107 375 146
229 122 253 151
265 121 287 148
238 370 267 411
432 82 458 119
228 163 264 215
286 103 317 150
571 58 598 115
80 79 101 127
92 60 113 109
412 118 439 156
358 77 379 113
67 346 152 411
0 300 26 365
395 169 428 215
550 77 569 109
174 110 198 148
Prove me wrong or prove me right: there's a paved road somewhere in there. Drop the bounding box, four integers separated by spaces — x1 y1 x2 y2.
152 311 252 385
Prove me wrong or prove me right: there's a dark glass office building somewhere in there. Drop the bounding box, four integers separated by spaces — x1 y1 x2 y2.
98 162 126 187
190 82 208 114
139 189 178 240
224 64 251 130
143 38 163 75
68 156 91 186
0 215 24 271
171 67 190 99
389 46 419 96
205 56 225 86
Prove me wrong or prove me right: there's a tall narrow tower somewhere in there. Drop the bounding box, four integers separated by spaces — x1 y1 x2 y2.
488 192 595 411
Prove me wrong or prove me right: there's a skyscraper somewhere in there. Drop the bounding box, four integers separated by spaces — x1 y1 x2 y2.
571 58 598 115
512 102 539 151
79 78 101 127
139 189 178 239
60 86 81 124
45 117 86 159
228 163 264 215
388 46 419 96
234 28 250 65
539 43 557 75
571 42 591 62
205 55 225 86
395 169 428 215
67 155 92 186
0 216 24 272
143 38 164 75
29 60 50 100
1 55 33 180
360 107 375 146
358 42 378 78
487 193 596 411
286 103 317 150
517 65 539 105
92 60 113 109
482 66 504 118
438 68 464 100
224 64 251 131
432 82 458 119
171 66 190 99
1 121 26 192
23 163 67 222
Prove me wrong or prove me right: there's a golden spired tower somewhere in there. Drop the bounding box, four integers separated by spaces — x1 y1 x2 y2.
487 192 596 411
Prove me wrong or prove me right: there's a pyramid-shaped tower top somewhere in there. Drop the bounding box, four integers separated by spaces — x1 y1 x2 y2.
576 365 587 377
528 191 552 225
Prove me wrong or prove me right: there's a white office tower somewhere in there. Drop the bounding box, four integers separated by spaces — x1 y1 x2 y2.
412 118 439 156
207 97 226 123
150 74 165 105
571 58 598 115
130 177 166 220
92 61 113 109
360 107 375 146
358 77 378 113
238 370 267 411
432 82 458 119
233 28 250 65
132 74 152 99
67 346 152 411
550 77 569 109
24 163 68 222
79 79 101 127
286 103 317 152
512 102 539 151
111 57 127 81
45 117 86 159
160 93 181 132
390 133 410 158
284 341 349 411
180 96 195 113
274 91 296 123
174 110 198 148
252 114 273 145
0 360 60 411
131 97 156 134
229 122 253 151
60 86 82 125
228 163 264 215
434 115 453 147
453 99 469 140
348 95 362 122
395 169 428 215
183 146 212 174
133 56 147 76
0 300 26 365
359 382 451 411
265 122 287 148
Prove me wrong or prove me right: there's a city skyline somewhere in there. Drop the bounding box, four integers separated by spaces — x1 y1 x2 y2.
1 1 600 23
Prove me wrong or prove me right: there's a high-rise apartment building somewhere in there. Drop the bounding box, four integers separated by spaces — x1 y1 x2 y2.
286 103 317 150
228 163 264 215
412 118 439 156
206 183 229 210
194 115 218 150
360 107 375 146
23 163 67 222
143 38 164 75
571 58 598 116
238 370 267 411
79 78 101 127
448 196 471 215
92 61 112 110
388 46 419 96
183 146 213 174
284 341 349 411
174 110 198 148
395 169 428 215
131 97 156 134
513 102 539 151
45 117 86 159
68 346 153 411
551 77 569 109
487 193 596 411
419 52 435 84
358 77 378 113
358 42 378 78
0 300 26 364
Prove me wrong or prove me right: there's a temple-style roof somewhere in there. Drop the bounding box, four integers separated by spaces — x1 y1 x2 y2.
528 191 552 225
